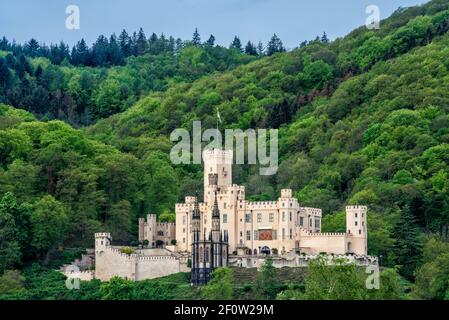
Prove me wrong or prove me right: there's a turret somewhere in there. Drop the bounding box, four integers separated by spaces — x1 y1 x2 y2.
345 205 368 255
191 195 201 236
211 192 221 242
346 205 367 237
95 233 111 252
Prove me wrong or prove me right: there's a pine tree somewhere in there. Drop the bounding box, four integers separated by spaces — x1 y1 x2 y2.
131 31 138 56
266 34 285 56
136 28 147 55
91 35 109 66
192 28 201 46
148 33 159 54
108 34 124 65
25 39 40 57
72 38 89 66
230 36 243 52
206 34 216 46
392 205 424 279
256 41 265 56
0 58 12 91
245 41 257 55
321 32 329 44
174 38 184 54
118 29 132 57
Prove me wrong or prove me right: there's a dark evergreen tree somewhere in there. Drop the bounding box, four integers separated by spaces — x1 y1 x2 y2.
321 32 329 44
266 34 285 56
135 28 147 55
131 31 138 56
206 34 216 46
230 36 243 52
392 205 424 280
108 34 124 65
118 29 132 57
71 38 89 66
0 58 12 95
147 33 158 54
91 35 109 66
192 28 201 46
25 39 40 57
245 41 257 55
256 41 265 56
0 36 9 51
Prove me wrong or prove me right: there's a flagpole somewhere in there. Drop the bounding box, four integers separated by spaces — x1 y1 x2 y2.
216 107 219 150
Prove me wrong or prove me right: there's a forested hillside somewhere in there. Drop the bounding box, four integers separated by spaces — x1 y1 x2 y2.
0 29 260 125
1 0 449 300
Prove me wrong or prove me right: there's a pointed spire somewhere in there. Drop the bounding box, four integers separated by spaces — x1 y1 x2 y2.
212 191 220 219
192 192 201 220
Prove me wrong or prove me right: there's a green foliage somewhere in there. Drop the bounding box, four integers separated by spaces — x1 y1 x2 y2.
392 205 424 279
0 270 25 295
253 257 279 299
31 195 69 259
415 237 449 299
202 268 234 300
278 257 407 300
119 247 135 255
99 277 136 300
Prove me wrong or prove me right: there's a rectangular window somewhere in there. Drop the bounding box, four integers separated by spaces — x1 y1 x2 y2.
282 228 285 240
290 228 293 239
240 231 243 237
254 230 259 240
183 216 186 225
282 212 285 222
257 213 262 223
315 218 320 229
224 203 227 209
246 230 251 240
269 212 274 223
289 212 292 222
245 214 251 223
355 221 358 226
223 214 228 224
300 217 304 227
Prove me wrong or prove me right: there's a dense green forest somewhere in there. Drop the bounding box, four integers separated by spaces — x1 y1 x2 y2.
1 0 449 300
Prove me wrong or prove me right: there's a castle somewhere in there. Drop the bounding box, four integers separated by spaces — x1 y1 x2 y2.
65 149 373 283
172 149 367 256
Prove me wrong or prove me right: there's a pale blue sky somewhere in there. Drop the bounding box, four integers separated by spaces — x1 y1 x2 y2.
0 0 428 48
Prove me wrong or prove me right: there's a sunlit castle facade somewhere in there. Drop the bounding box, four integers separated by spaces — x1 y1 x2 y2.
175 149 368 256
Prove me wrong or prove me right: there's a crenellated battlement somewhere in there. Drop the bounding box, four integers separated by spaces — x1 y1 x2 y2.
346 205 368 211
95 232 111 238
300 207 322 216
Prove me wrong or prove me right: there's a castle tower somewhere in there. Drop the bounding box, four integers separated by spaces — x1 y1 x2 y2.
345 205 368 255
203 149 233 204
95 233 111 252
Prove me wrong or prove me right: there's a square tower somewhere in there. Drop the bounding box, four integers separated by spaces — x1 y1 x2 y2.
203 149 233 197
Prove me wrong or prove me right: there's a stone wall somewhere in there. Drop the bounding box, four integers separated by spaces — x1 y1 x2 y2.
229 254 378 270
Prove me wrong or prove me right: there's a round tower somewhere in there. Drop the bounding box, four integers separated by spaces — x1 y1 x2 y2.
345 205 368 255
